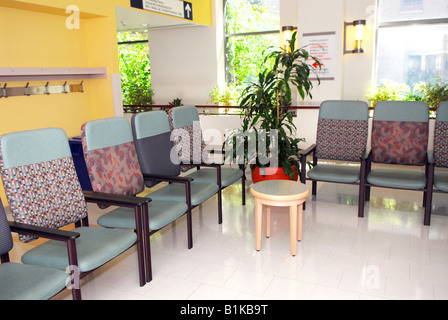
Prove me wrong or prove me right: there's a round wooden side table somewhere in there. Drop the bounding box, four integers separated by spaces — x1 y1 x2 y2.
250 180 309 256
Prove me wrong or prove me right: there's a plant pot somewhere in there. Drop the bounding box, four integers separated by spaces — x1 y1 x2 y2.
251 165 298 183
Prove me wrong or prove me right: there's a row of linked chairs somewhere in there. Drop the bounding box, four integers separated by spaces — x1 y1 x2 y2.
300 100 448 227
0 105 244 300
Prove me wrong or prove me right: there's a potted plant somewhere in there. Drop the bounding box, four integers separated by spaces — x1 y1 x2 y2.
224 32 321 182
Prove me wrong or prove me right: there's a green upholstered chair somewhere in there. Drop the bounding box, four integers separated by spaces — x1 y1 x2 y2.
0 128 146 300
81 117 190 282
425 102 448 225
300 100 369 210
131 111 221 239
167 105 245 208
358 101 431 223
0 198 72 300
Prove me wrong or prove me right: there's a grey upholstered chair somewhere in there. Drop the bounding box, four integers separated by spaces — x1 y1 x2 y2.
358 101 431 223
425 101 448 225
0 128 145 300
0 197 71 300
167 105 245 208
131 110 220 236
81 117 190 283
300 100 369 211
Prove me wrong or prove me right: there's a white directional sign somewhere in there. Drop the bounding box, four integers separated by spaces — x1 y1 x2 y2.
131 0 193 20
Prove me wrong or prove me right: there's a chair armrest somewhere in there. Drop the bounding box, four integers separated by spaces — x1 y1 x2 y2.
83 190 151 207
9 221 80 242
143 173 193 184
299 144 316 157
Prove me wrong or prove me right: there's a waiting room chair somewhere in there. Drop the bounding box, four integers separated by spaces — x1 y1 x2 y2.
358 101 431 223
300 100 369 210
81 117 191 282
167 105 245 208
0 128 146 300
425 101 448 225
131 111 221 238
0 197 73 300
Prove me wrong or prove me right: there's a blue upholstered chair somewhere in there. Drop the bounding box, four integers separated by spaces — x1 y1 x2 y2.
300 100 369 210
425 102 448 225
0 198 71 300
358 101 431 223
81 117 191 282
167 105 245 208
131 111 221 234
0 128 145 300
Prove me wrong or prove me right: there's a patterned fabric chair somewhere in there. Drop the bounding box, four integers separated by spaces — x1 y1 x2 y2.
0 197 71 300
0 128 144 300
300 100 369 210
167 105 245 207
425 101 448 225
131 111 221 235
81 117 190 282
358 101 431 223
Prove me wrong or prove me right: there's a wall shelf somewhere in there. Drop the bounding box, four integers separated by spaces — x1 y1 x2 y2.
0 67 107 82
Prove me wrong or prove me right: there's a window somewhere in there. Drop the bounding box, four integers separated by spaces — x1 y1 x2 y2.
224 0 280 89
375 0 448 90
117 30 154 110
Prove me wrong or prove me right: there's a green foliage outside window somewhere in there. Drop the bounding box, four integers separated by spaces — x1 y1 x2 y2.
118 31 154 110
225 0 280 90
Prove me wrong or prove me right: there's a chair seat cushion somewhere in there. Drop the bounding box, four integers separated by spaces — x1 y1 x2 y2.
0 262 68 300
149 182 219 206
434 171 448 192
367 169 426 189
21 227 137 272
186 167 243 187
307 164 361 183
97 200 188 231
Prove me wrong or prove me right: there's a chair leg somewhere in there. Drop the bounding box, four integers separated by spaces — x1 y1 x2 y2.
186 182 193 249
66 239 81 300
142 204 152 283
242 175 246 206
133 206 146 286
424 164 434 226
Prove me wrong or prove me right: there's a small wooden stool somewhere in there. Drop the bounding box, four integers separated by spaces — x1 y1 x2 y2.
250 180 309 256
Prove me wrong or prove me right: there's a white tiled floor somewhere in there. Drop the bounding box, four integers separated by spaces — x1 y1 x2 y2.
8 175 448 300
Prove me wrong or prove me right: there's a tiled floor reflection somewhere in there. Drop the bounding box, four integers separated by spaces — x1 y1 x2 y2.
7 175 448 300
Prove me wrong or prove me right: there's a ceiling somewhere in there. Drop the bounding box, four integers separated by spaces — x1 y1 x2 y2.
115 6 200 32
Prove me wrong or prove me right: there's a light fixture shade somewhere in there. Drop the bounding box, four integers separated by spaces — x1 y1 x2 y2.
344 19 366 54
282 26 297 52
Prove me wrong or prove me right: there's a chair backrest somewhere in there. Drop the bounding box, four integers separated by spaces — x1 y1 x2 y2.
0 128 87 242
315 100 369 161
371 101 429 165
81 117 145 196
434 101 448 168
132 111 181 187
0 198 13 258
167 106 209 171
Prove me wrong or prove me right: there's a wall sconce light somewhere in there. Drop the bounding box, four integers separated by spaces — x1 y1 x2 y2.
282 26 297 52
343 19 366 54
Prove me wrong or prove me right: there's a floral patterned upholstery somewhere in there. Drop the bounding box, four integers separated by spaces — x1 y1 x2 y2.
81 124 145 196
371 120 429 166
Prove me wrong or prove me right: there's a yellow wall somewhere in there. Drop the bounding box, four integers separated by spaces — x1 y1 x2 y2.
0 0 213 204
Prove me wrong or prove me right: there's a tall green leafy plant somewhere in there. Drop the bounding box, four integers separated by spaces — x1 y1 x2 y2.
225 32 321 179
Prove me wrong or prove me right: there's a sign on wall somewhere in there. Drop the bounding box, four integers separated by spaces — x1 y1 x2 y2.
130 0 193 20
302 32 336 80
